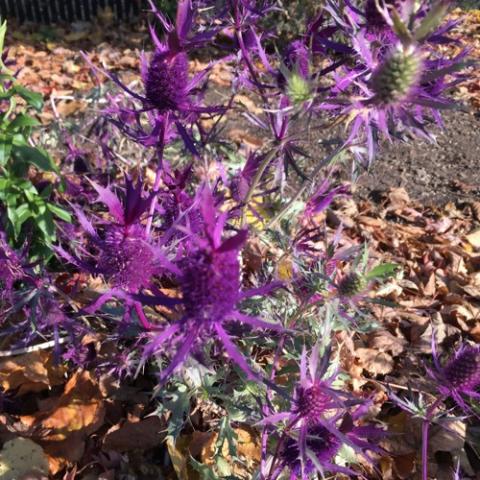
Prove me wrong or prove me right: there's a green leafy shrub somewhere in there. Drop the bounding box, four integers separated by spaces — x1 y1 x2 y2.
0 21 70 259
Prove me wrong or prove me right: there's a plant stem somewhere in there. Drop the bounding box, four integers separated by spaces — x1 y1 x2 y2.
145 115 168 235
265 145 345 230
241 148 277 227
422 396 444 480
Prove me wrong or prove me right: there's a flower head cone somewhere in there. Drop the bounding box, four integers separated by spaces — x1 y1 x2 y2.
278 424 341 478
144 51 190 113
429 341 480 413
370 44 423 105
262 345 350 431
278 41 312 105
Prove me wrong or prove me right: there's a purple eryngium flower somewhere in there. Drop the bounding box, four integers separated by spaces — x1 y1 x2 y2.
262 345 381 478
56 176 178 325
428 342 480 412
87 0 220 153
319 0 469 163
142 187 283 383
144 51 190 113
278 424 341 478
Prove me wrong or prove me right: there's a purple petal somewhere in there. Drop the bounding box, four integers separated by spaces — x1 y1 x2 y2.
231 312 286 332
158 328 198 384
215 323 259 381
88 180 124 223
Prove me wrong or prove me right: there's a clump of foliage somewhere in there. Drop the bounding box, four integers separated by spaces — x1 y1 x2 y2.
0 21 70 259
0 1 475 478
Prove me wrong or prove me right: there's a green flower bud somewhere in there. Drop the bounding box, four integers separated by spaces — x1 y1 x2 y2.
371 45 423 104
337 273 367 297
287 72 311 105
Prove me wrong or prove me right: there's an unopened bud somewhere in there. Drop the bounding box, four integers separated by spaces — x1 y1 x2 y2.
371 45 422 104
287 72 311 105
337 273 366 297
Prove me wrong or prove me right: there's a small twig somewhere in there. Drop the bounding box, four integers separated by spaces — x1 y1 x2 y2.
0 337 68 358
369 379 438 400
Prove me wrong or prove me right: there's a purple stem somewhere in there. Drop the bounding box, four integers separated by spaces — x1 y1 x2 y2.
422 396 445 480
261 301 309 478
146 114 169 235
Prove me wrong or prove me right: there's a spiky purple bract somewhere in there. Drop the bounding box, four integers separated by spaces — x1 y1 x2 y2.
284 40 310 80
141 187 284 383
0 233 24 299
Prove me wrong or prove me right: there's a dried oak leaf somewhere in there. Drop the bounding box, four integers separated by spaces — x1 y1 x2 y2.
201 426 261 476
355 348 394 376
0 351 66 396
103 416 165 452
36 371 105 470
367 330 406 357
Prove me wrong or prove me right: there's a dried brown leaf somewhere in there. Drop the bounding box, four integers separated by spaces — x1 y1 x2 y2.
355 348 394 375
0 351 65 395
103 416 165 452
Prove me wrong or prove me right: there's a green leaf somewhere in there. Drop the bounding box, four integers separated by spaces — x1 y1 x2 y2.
13 85 43 111
0 20 7 64
6 206 19 239
10 113 40 129
0 136 12 166
163 385 191 441
215 417 237 459
36 211 56 241
13 203 32 234
12 133 29 147
47 203 72 222
364 263 399 280
216 457 232 477
12 145 59 173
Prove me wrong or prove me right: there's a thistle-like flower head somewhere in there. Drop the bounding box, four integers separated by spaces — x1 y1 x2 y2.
88 177 159 292
57 177 175 298
336 272 367 298
443 346 480 391
145 51 190 113
429 342 480 413
264 346 382 479
320 0 469 164
140 187 284 383
370 43 423 104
